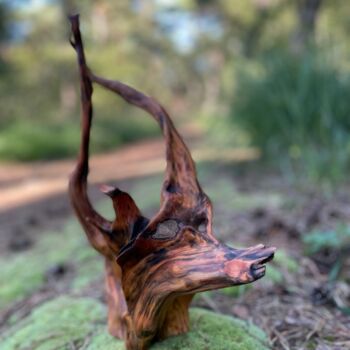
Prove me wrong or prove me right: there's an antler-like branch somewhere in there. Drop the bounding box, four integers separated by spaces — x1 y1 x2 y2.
68 15 112 256
69 16 132 339
89 73 201 206
86 72 218 267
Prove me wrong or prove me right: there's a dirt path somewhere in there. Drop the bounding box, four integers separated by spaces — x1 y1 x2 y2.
0 138 258 212
0 138 165 212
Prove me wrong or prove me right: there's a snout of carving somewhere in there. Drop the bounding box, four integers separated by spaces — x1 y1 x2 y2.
223 245 276 284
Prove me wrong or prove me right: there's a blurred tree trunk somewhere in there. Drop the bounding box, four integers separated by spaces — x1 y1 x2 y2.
61 0 77 17
201 49 225 115
0 2 11 64
292 0 323 53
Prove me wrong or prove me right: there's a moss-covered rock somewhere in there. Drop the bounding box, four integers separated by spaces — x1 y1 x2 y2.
0 296 270 350
0 296 106 350
152 307 270 350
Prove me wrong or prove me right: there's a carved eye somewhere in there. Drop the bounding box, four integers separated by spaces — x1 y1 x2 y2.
153 220 179 240
198 223 206 233
195 217 207 233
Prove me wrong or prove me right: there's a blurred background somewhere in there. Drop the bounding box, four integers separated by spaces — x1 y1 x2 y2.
1 0 350 184
1 1 350 349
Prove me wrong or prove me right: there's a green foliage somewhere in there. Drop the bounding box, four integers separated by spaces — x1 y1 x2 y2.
303 223 350 255
0 115 157 161
303 224 350 283
0 1 182 161
0 122 79 161
0 298 270 350
230 49 350 184
0 50 159 161
0 2 10 43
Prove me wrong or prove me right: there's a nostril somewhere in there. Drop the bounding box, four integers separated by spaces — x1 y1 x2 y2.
251 263 261 270
251 264 266 279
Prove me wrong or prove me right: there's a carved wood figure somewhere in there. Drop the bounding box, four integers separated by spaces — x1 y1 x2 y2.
68 15 276 350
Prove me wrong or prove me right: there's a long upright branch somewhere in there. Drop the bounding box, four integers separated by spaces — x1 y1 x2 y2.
68 14 111 256
68 15 130 340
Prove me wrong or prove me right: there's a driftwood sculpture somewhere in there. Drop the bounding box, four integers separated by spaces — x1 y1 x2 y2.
68 15 276 350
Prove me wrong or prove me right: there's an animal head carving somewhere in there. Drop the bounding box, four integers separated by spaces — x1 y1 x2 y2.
85 70 275 291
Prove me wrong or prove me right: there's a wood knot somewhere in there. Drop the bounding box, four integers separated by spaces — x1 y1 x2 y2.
153 220 179 240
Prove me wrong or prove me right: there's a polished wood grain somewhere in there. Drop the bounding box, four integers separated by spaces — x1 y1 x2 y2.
68 15 275 350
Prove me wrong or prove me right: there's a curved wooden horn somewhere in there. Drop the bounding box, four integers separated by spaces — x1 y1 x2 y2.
88 72 217 263
68 14 113 257
88 73 203 208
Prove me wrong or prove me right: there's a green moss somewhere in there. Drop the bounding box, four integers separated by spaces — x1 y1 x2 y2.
1 298 270 350
0 297 107 350
152 308 270 350
87 308 270 350
0 256 45 309
0 220 105 310
85 332 123 350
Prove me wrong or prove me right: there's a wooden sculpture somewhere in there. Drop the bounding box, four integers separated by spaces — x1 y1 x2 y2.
68 15 276 350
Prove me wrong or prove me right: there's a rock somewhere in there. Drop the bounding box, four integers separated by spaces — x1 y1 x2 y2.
0 296 270 350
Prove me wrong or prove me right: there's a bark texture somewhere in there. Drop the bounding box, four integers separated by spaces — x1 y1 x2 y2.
68 14 275 350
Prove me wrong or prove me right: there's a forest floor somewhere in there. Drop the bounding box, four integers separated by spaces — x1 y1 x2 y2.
0 138 350 350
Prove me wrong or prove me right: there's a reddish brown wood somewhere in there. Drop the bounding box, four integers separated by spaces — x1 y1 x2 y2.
68 15 276 350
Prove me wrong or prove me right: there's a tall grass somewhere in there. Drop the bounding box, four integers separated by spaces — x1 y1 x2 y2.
230 49 350 185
